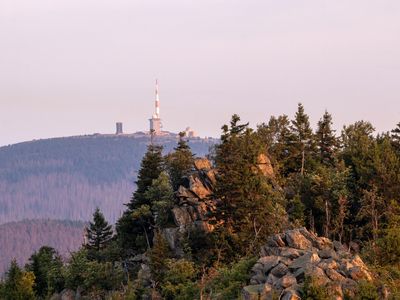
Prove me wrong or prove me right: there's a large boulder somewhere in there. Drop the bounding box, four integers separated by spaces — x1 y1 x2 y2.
245 228 374 300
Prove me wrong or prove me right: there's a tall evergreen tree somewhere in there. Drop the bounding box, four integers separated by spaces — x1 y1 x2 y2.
129 144 164 209
145 171 174 227
25 246 64 298
166 132 194 191
85 208 113 253
116 144 164 254
316 110 337 167
340 121 376 198
289 103 316 175
213 114 287 259
340 121 377 240
292 103 313 142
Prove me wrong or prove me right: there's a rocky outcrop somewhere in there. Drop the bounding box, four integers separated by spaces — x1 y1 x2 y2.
159 158 218 254
163 155 275 255
244 228 373 300
172 158 217 232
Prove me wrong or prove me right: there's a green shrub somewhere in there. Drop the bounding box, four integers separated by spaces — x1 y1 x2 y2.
353 281 380 300
160 259 199 300
302 276 330 300
64 249 124 296
206 257 256 299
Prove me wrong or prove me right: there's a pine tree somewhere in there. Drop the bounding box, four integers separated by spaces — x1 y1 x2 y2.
129 144 164 209
0 260 35 300
289 103 316 175
391 122 400 154
213 114 287 258
340 121 376 231
25 246 64 298
148 230 172 283
145 172 174 227
86 208 113 252
316 110 337 167
292 103 313 143
116 144 164 254
166 132 194 191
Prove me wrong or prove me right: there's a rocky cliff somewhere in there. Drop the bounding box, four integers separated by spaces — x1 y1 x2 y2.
159 158 218 254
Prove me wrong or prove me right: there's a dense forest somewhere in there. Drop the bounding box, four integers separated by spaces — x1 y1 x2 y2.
0 220 85 276
1 104 400 299
0 134 216 224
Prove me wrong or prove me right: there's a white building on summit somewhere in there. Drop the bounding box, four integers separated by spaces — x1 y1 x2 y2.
149 80 162 135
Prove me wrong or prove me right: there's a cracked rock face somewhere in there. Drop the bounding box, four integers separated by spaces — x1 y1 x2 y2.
243 228 373 300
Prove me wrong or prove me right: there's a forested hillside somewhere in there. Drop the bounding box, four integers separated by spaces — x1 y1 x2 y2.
0 134 216 224
2 106 400 299
0 219 85 276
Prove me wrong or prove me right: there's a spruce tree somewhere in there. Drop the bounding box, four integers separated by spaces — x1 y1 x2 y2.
213 114 287 258
316 110 337 167
144 171 174 227
116 143 164 254
391 122 400 154
166 132 194 191
0 260 35 300
25 246 64 298
128 144 164 209
289 103 316 175
85 207 113 252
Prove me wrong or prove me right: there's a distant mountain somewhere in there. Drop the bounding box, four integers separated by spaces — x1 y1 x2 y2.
0 133 217 224
0 219 85 275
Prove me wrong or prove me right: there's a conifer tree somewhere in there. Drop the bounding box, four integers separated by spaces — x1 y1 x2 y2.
289 103 316 175
148 230 172 283
129 144 164 209
340 121 376 222
166 132 194 191
85 207 113 252
391 122 400 154
316 110 337 167
26 246 64 298
0 260 35 300
257 115 294 176
213 114 287 258
116 144 164 254
145 171 174 227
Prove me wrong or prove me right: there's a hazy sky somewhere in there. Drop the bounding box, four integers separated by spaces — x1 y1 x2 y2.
1 0 399 146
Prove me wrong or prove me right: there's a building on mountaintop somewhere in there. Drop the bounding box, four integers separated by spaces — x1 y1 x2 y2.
149 79 163 135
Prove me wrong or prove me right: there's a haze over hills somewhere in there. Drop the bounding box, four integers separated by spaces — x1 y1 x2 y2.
0 132 217 225
0 219 85 276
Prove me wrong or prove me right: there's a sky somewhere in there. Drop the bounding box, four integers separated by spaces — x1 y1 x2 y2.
0 0 399 146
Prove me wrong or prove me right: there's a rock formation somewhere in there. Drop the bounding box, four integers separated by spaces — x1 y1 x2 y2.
163 155 276 254
243 228 373 300
171 158 218 231
159 158 218 254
